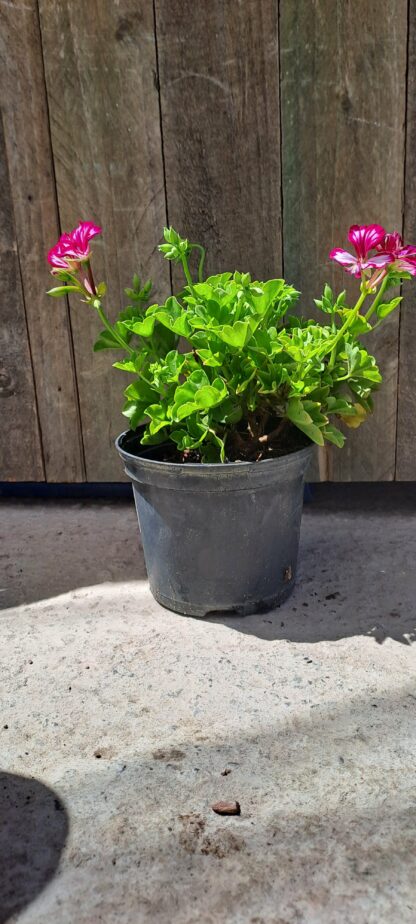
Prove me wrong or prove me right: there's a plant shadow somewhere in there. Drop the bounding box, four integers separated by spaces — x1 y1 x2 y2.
0 772 69 923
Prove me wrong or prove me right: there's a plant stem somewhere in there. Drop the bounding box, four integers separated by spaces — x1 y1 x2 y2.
180 254 196 295
258 418 288 445
364 275 389 321
327 288 368 370
190 243 206 282
85 259 97 296
95 302 135 355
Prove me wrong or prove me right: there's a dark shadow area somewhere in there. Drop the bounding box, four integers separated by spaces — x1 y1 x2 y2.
0 772 69 923
0 483 133 500
307 482 416 515
0 499 146 608
2 487 416 640
203 486 416 644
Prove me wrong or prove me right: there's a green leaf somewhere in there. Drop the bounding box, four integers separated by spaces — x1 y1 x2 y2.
286 397 312 426
144 403 171 435
153 296 191 336
122 399 146 430
205 272 233 287
286 396 325 445
130 316 156 337
170 421 209 451
314 284 336 314
216 321 252 348
326 396 356 415
376 296 403 319
208 430 226 462
171 370 227 422
93 330 121 351
196 348 223 367
124 379 158 403
251 279 285 315
344 342 361 374
47 285 80 297
50 269 79 284
322 424 345 448
384 270 412 290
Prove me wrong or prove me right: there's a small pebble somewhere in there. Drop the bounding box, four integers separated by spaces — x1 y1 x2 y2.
212 801 241 816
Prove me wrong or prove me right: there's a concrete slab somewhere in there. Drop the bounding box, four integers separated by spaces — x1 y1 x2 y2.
1 491 416 923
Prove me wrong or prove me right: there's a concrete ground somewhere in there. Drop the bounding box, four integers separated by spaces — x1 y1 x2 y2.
1 486 416 924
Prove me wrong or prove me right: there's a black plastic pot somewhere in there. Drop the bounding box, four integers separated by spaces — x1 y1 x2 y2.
116 430 313 617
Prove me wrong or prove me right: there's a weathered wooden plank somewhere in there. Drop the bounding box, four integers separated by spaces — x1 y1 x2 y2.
38 0 170 481
155 0 282 282
0 118 44 481
280 1 407 481
0 0 85 482
396 0 416 480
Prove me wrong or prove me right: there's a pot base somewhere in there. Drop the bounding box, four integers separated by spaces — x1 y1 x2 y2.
151 581 295 618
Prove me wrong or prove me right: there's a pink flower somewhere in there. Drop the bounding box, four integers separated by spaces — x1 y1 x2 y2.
377 231 416 276
48 221 102 269
329 224 392 278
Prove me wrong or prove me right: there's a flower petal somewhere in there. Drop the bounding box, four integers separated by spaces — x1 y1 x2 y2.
47 222 102 268
394 256 416 275
329 248 356 266
329 248 362 276
377 231 403 254
365 253 394 268
47 243 71 268
348 224 386 259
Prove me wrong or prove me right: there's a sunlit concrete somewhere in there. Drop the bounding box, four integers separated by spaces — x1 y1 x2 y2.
1 489 416 923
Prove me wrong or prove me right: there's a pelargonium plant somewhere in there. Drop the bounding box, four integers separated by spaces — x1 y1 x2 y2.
47 221 416 463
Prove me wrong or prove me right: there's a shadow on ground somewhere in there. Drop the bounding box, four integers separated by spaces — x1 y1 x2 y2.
204 485 416 645
0 500 144 609
11 685 416 923
0 772 69 923
1 487 416 645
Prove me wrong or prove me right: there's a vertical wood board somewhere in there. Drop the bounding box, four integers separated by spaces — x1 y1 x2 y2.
397 0 416 480
39 0 170 480
0 117 44 481
0 0 85 482
155 0 282 283
280 0 407 480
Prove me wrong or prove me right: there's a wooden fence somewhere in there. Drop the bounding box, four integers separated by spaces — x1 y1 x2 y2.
1 0 414 482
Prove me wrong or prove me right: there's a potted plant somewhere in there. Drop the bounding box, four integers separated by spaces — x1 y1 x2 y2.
47 222 416 616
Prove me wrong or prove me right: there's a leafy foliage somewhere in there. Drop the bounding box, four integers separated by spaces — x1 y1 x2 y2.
48 227 410 463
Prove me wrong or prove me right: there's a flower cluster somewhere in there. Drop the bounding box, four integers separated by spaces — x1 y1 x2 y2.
330 223 416 280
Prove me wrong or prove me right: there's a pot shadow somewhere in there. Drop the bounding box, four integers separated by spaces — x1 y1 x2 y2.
0 772 69 923
0 499 146 609
203 486 416 645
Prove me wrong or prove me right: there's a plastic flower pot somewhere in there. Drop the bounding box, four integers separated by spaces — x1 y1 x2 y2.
116 429 313 617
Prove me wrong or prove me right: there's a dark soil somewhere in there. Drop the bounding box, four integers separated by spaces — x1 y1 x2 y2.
121 421 310 464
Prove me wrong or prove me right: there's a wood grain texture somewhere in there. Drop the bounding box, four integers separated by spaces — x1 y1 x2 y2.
155 0 282 282
0 0 85 482
280 0 407 481
38 0 170 481
396 0 416 480
0 117 44 481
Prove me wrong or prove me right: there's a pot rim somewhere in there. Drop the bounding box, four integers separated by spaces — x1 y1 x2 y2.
115 428 313 474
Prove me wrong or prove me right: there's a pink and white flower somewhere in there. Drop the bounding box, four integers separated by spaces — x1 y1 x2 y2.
329 224 392 278
377 232 416 276
48 221 102 269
